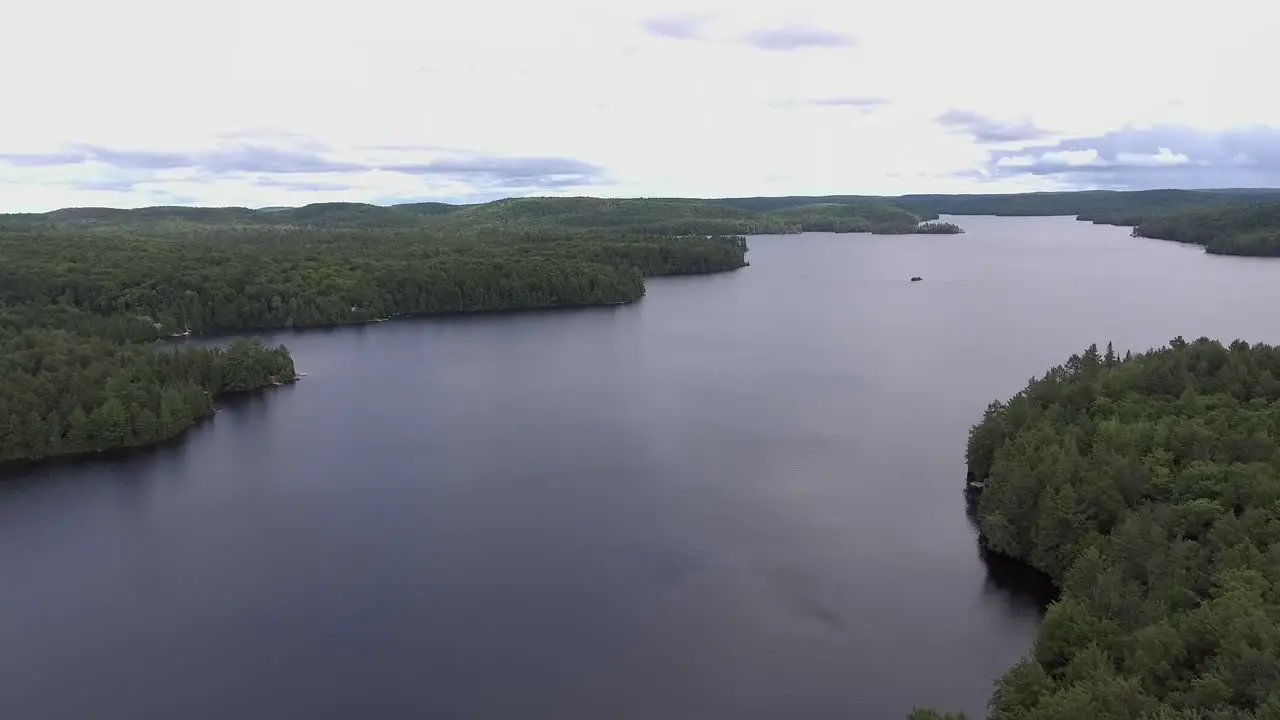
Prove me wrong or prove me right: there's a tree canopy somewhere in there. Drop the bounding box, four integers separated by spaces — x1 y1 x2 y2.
0 216 754 463
0 195 944 236
896 190 1280 225
0 332 294 463
931 338 1280 719
1133 201 1280 256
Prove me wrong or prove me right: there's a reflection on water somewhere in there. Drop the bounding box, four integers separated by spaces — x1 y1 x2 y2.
979 544 1059 615
966 482 1059 617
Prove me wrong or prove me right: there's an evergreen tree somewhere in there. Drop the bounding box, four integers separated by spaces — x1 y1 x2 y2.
926 338 1280 718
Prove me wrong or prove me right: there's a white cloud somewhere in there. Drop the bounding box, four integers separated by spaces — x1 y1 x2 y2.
1041 150 1104 167
1115 148 1191 167
0 0 1277 210
995 156 1036 168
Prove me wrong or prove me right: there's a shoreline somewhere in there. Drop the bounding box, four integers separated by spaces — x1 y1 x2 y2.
157 261 751 343
6 261 751 472
0 376 300 478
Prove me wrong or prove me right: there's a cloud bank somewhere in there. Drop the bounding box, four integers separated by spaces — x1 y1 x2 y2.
0 0 1276 210
934 110 1054 145
979 125 1280 189
741 25 855 51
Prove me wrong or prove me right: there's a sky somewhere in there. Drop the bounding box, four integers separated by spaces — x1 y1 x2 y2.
1 0 1276 211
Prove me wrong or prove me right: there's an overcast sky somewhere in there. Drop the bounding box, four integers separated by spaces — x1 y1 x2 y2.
1 0 1275 210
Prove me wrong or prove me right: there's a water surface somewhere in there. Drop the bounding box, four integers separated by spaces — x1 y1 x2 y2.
3 216 1273 719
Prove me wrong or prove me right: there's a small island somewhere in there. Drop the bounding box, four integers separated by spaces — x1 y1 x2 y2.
911 221 964 234
871 220 965 235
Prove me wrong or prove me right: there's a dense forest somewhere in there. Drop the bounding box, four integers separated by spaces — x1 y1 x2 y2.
0 334 295 463
708 190 1280 225
898 221 964 235
0 228 752 338
896 189 1280 226
0 188 978 466
708 194 930 215
1133 201 1280 256
913 338 1280 719
0 215 753 463
0 195 946 236
17 185 1280 465
20 190 1280 238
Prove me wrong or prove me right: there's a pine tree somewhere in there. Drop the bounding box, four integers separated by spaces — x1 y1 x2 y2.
66 407 91 450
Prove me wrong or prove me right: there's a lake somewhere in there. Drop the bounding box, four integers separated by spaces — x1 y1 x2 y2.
3 215 1277 719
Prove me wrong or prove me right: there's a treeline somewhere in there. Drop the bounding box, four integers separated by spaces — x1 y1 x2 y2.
918 338 1280 718
0 225 749 463
437 197 792 235
0 201 459 232
1133 201 1280 256
896 189 1280 225
896 221 964 235
709 194 917 216
0 334 294 463
0 229 748 339
427 196 937 235
22 190 1280 241
0 196 937 236
745 201 928 234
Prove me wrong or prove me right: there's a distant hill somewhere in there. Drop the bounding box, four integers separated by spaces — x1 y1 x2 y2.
896 189 1280 225
7 188 1280 237
0 201 469 233
0 196 934 236
761 202 928 232
432 197 767 234
709 195 888 213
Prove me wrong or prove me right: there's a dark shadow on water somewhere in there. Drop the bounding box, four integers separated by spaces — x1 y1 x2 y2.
979 544 1058 613
215 384 294 415
965 486 1059 614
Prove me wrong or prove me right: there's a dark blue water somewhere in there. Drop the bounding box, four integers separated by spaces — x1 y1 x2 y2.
8 216 1275 719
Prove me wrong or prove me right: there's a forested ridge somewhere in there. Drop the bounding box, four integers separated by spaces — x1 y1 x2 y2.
896 189 1280 226
0 210 754 463
1133 202 1280 257
0 190 960 466
0 228 743 337
0 195 949 236
19 189 1280 238
914 338 1280 719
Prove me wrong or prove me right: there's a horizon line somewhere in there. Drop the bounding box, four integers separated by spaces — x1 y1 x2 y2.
6 186 1280 215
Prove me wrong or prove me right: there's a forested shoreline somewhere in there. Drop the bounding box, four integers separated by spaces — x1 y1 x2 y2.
0 195 944 236
893 189 1280 227
0 219 752 464
1132 202 1280 257
0 189 946 468
914 338 1280 719
0 336 295 465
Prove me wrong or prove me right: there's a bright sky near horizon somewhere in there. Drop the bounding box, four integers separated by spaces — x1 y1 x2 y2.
1 0 1275 211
